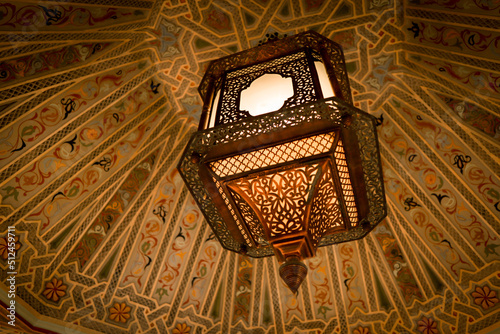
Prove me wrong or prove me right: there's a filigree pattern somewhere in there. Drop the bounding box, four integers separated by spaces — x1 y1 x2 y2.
309 161 342 246
213 177 254 247
217 51 316 125
199 31 352 106
209 132 336 178
230 191 267 246
230 164 319 237
334 139 358 225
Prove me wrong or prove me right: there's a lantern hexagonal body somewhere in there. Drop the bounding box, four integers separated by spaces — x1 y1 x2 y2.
178 31 386 292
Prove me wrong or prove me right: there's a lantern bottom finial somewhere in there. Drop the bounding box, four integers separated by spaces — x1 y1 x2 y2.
279 256 308 294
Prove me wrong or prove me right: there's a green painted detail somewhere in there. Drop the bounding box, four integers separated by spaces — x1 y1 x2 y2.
0 100 18 114
409 54 422 61
308 24 325 33
279 1 290 17
242 10 256 27
262 284 273 326
373 269 392 311
333 2 352 18
346 61 357 74
2 186 19 202
49 220 78 251
225 45 238 54
420 256 445 293
392 99 401 108
194 37 214 50
210 278 224 321
98 246 120 281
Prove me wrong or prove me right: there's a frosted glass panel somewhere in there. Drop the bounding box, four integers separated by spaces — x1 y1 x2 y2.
209 89 220 128
240 74 294 116
314 61 335 98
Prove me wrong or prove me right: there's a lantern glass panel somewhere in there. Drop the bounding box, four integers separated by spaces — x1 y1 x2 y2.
208 88 221 128
240 73 294 116
314 60 335 99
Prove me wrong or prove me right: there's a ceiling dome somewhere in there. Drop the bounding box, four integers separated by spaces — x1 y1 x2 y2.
0 1 499 333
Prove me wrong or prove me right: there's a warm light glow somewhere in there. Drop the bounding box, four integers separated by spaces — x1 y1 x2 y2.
314 61 335 98
209 89 221 128
240 74 294 116
334 140 358 224
209 132 336 177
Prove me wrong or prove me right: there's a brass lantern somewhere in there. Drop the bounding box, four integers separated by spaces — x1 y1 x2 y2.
178 31 386 293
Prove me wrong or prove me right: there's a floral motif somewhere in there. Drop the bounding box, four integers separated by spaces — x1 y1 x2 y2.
232 255 253 323
179 95 202 125
412 21 500 55
0 42 109 82
109 302 131 323
203 5 232 33
472 285 499 310
417 316 438 334
373 222 424 304
0 235 21 260
353 325 370 334
42 278 67 302
0 3 142 30
173 323 191 334
338 244 367 314
153 198 202 304
366 55 398 91
66 151 157 269
414 0 500 12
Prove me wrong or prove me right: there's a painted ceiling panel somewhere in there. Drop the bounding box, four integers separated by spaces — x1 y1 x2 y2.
0 0 499 333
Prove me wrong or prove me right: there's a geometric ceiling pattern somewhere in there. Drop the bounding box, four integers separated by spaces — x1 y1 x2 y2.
0 0 499 333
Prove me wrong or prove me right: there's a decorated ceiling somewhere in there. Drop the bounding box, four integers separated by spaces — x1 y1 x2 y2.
0 0 499 333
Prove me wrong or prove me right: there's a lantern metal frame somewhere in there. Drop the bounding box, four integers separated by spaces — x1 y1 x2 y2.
177 31 386 289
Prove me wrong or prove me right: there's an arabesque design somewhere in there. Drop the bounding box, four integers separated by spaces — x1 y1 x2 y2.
0 0 498 333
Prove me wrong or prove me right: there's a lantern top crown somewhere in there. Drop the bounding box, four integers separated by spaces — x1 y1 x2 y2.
198 30 352 104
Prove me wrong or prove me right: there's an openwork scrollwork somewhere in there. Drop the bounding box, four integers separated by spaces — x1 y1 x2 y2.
230 164 319 237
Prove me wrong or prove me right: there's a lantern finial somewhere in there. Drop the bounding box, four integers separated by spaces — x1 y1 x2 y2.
279 256 308 294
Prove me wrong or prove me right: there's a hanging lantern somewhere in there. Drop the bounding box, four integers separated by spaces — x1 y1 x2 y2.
178 31 386 293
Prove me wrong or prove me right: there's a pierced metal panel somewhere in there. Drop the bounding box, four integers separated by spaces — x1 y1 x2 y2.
309 160 343 247
229 190 267 246
334 139 359 226
208 132 336 178
217 50 317 125
198 31 353 112
213 177 254 247
228 163 320 238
